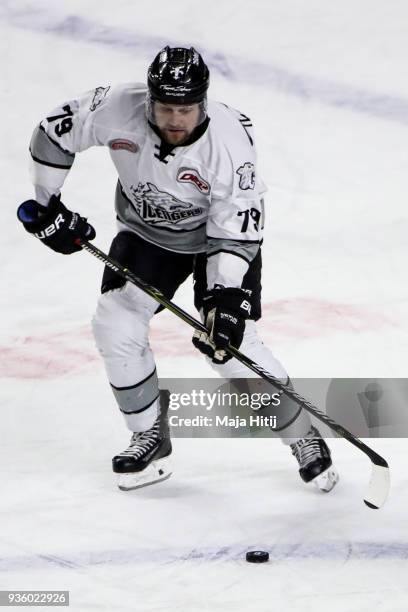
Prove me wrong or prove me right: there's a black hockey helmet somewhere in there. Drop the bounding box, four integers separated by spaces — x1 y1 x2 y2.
147 46 210 104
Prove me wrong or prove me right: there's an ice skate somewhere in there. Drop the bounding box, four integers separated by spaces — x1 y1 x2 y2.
113 390 172 491
290 426 339 492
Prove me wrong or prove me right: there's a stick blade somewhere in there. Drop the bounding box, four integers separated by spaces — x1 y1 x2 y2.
364 463 390 509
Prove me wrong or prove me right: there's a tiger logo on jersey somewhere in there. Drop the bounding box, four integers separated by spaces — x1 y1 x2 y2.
236 162 255 190
129 182 203 225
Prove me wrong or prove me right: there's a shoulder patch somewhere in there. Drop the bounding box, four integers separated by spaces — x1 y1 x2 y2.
109 139 139 153
236 162 255 190
90 86 110 111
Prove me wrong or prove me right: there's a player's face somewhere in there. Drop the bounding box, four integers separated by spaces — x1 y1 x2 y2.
154 102 201 145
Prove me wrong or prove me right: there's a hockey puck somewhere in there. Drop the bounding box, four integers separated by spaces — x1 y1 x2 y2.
245 550 269 563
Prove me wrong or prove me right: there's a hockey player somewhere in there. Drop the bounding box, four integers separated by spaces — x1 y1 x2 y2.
17 46 338 493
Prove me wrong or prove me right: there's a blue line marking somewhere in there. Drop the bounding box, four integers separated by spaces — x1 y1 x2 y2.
2 7 408 125
1 542 407 571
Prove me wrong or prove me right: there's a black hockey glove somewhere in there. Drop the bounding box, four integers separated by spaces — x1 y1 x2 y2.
17 194 95 255
192 287 252 364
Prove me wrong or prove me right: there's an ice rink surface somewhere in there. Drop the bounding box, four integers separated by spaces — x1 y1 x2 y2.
1 1 408 610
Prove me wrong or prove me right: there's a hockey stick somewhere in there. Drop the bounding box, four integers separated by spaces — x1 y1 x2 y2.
76 238 390 509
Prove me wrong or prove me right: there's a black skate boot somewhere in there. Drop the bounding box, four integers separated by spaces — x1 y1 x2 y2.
290 426 339 492
113 389 172 491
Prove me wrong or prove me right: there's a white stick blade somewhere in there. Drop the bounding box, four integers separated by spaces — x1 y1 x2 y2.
364 464 390 509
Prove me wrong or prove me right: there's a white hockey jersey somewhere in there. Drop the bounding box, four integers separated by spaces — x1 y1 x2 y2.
30 83 266 288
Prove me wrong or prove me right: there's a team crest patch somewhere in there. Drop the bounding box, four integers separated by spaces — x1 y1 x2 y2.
128 182 203 225
109 139 139 153
236 162 255 190
177 168 210 194
90 86 110 111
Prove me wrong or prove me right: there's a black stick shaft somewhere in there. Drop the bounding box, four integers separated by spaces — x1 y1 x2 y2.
78 238 388 470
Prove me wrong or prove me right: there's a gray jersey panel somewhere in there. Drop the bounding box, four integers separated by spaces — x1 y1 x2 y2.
114 181 208 254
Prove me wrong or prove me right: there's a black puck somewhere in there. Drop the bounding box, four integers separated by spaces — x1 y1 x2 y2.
245 550 269 563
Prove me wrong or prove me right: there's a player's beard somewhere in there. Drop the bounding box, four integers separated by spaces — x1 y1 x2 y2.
161 128 190 145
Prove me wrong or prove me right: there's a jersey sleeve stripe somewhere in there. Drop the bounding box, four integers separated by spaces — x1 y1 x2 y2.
206 248 252 265
206 234 260 245
30 124 76 167
29 152 73 170
207 237 259 263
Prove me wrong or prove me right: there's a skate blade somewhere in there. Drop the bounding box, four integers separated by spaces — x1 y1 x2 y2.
117 456 172 491
312 466 339 493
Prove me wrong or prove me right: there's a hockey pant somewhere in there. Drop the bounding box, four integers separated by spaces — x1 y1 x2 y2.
92 281 312 443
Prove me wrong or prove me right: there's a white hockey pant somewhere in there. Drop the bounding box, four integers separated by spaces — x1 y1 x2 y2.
92 283 311 441
92 283 160 432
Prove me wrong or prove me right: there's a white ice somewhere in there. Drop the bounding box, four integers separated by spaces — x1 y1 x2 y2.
1 1 407 610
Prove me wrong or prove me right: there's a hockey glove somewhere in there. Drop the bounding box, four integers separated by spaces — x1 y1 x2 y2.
17 194 95 255
192 287 252 364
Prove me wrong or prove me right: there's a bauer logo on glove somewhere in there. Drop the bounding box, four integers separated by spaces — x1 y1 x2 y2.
34 212 65 238
192 286 252 364
17 194 95 255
